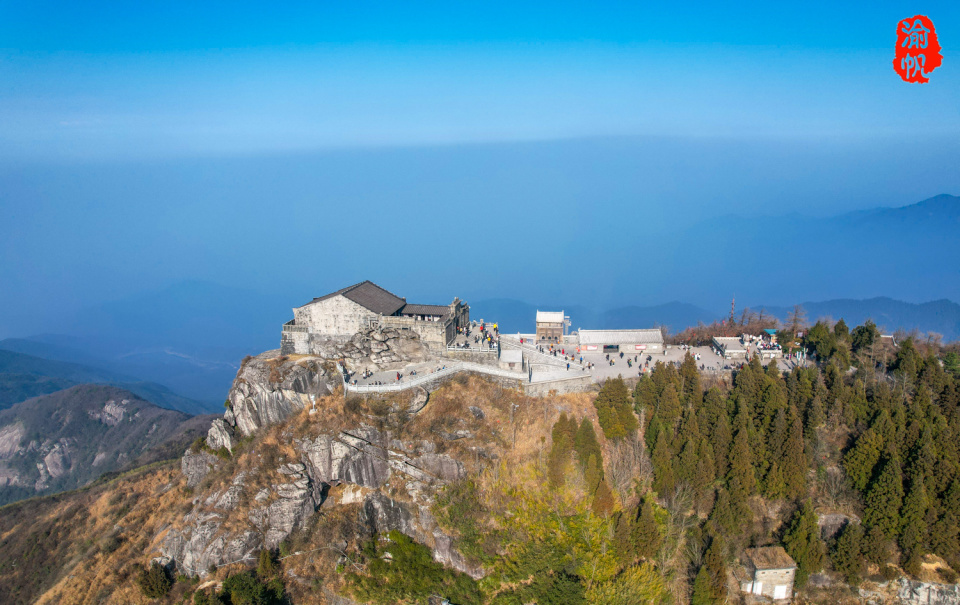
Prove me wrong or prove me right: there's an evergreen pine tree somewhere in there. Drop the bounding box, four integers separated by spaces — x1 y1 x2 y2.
862 524 891 566
843 427 884 492
862 456 904 539
783 500 826 588
574 418 603 470
708 488 738 537
632 497 662 560
766 360 781 379
548 415 575 487
584 454 602 493
695 439 717 513
680 352 702 404
704 534 727 600
806 395 825 431
763 460 785 499
831 522 865 585
675 437 699 487
613 511 636 566
899 475 929 565
691 565 712 605
651 431 675 495
711 411 732 479
594 377 637 439
834 318 850 341
781 406 807 499
929 512 960 569
657 383 682 429
728 422 756 498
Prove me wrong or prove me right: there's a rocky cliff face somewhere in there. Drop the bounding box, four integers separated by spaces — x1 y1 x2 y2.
164 418 476 578
220 351 337 442
213 325 431 449
163 339 483 581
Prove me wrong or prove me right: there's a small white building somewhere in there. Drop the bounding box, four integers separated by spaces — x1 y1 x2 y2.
736 546 797 601
713 336 747 359
578 329 663 354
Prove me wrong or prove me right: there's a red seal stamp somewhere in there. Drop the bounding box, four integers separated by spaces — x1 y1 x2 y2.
894 15 942 83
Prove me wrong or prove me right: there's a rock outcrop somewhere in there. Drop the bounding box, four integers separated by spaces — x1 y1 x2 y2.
335 326 429 370
173 342 485 581
167 418 476 578
206 418 234 452
897 579 960 605
223 352 337 438
181 449 219 488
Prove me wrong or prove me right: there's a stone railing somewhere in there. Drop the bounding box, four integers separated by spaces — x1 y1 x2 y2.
500 336 585 370
343 360 528 394
282 323 308 333
446 345 497 353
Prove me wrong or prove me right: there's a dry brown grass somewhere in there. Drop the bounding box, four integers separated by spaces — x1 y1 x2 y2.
14 375 629 605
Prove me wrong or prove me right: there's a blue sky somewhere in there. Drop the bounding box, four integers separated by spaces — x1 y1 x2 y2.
1 1 959 339
2 1 958 158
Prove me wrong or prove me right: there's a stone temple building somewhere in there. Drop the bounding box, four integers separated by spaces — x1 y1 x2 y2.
281 280 469 355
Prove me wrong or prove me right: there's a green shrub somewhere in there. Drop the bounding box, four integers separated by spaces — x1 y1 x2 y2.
221 570 285 605
257 549 278 578
347 531 481 604
135 562 173 598
193 588 226 605
881 564 900 581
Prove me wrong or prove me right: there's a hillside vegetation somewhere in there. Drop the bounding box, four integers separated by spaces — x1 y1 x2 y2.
1 318 959 604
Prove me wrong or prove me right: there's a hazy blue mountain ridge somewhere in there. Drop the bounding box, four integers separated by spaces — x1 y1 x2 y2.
0 348 214 414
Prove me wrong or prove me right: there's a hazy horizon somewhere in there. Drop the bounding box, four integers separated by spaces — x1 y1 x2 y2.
3 1 958 343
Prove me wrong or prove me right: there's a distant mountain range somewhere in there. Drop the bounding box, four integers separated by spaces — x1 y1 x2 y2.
473 296 960 341
656 193 960 310
763 297 960 339
0 348 213 415
1 281 288 404
0 384 213 506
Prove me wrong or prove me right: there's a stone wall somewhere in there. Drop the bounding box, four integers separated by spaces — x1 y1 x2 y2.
523 374 595 397
280 329 310 355
444 350 499 366
294 295 376 337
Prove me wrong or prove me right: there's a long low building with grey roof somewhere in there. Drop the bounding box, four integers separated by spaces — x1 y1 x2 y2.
577 328 664 353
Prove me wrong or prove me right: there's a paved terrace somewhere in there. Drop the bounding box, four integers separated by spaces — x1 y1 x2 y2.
341 359 589 394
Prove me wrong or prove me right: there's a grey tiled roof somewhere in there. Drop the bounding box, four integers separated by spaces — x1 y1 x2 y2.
399 303 450 317
713 336 746 351
301 281 406 316
578 329 663 345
